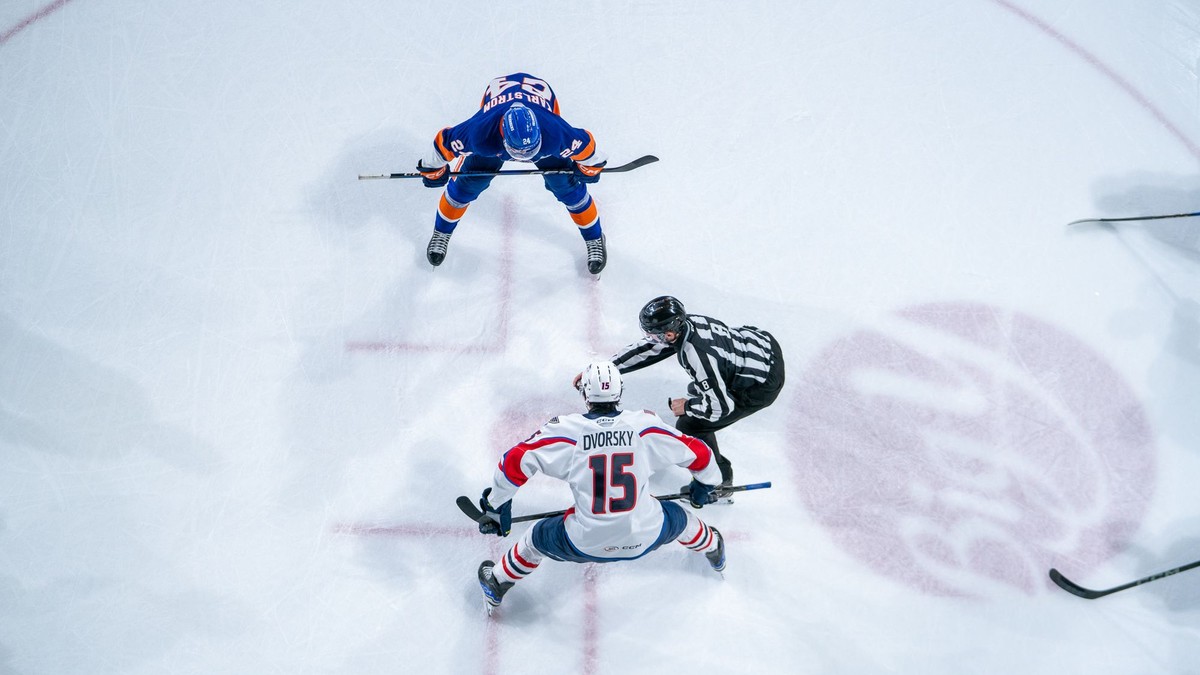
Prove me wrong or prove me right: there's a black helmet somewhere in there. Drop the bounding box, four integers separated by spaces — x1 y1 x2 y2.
639 296 687 335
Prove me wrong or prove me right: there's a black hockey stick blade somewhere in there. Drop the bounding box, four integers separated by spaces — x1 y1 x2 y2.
456 481 771 527
1067 210 1200 227
1049 558 1200 599
456 495 490 524
599 154 659 173
1048 568 1108 599
358 155 658 180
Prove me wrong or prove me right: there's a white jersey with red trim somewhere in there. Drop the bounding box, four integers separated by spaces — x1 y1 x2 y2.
489 408 721 560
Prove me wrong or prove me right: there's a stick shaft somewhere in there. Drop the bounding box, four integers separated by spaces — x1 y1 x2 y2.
358 154 658 180
510 481 772 523
1068 211 1200 226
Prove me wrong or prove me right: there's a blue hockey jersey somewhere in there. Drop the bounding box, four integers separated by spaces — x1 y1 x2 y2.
429 73 600 165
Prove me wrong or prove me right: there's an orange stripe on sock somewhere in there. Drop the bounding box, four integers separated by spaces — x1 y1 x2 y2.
569 200 598 227
438 194 469 222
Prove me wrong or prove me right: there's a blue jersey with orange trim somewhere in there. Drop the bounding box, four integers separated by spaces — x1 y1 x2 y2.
487 408 721 560
431 73 599 164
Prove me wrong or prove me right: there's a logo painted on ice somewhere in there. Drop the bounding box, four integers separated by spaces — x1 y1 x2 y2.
787 302 1154 598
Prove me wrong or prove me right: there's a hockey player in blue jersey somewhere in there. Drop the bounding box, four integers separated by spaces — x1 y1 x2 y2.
474 362 726 614
416 73 610 274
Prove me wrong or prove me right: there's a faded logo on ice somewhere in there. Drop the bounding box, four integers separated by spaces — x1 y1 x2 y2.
789 302 1154 597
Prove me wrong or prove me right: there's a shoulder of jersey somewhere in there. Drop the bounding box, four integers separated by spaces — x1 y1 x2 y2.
623 409 664 425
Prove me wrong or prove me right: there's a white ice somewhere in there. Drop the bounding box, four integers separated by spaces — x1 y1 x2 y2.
2 1 1200 673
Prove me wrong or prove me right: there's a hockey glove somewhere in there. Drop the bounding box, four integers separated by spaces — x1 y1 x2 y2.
687 479 717 509
417 160 450 188
572 160 605 185
478 487 513 537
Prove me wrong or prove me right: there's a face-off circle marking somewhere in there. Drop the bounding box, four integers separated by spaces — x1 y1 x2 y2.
789 302 1154 597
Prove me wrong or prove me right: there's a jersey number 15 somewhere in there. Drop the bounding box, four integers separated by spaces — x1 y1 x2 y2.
588 453 636 515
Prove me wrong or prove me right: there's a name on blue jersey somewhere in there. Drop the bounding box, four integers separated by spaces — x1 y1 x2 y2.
482 91 554 114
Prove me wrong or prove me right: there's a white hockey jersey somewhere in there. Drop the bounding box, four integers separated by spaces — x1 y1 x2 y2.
489 408 722 560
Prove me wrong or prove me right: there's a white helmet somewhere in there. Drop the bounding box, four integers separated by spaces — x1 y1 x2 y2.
579 361 623 404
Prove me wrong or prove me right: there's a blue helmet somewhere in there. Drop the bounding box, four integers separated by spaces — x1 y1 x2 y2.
501 103 541 160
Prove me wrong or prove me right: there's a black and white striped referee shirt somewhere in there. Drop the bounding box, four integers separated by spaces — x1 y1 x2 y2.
610 314 776 422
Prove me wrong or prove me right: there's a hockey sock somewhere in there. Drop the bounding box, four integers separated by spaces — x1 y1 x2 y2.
493 528 544 585
676 511 720 555
434 192 470 234
566 195 601 238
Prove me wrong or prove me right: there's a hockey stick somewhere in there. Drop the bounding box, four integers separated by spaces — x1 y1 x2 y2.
358 154 659 180
456 481 772 526
1048 559 1200 599
1068 211 1200 227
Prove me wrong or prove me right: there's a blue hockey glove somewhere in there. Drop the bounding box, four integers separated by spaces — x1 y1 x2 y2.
688 479 717 509
478 487 512 537
417 160 449 188
572 160 605 185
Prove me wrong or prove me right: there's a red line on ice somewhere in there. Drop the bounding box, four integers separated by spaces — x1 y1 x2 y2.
0 0 72 46
483 610 500 675
586 277 605 355
331 523 479 538
581 564 600 675
989 0 1200 161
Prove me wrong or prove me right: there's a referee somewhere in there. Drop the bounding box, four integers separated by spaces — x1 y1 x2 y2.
602 295 785 492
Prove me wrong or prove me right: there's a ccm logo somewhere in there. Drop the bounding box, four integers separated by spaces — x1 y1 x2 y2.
603 543 644 552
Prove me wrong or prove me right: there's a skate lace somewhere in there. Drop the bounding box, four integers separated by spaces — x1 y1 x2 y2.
585 238 604 261
429 232 450 254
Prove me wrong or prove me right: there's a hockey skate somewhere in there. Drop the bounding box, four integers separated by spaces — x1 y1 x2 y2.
426 230 452 266
477 560 514 615
706 527 727 573
585 234 607 274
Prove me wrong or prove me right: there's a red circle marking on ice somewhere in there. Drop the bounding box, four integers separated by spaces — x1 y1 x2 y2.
790 302 1154 597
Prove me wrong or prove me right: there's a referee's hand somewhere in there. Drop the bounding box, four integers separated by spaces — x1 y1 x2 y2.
669 398 687 416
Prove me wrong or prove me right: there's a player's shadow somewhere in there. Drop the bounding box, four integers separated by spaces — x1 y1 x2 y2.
1085 175 1200 454
1089 172 1200 208
0 311 214 471
306 126 431 238
1125 521 1200 614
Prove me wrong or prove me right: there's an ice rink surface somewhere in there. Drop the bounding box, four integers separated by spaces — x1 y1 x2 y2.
3 1 1200 673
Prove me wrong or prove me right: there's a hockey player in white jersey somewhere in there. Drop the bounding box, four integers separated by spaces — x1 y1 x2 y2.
475 361 727 613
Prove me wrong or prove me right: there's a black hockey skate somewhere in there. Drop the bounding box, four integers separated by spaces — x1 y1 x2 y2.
477 560 513 615
427 230 452 266
706 527 726 573
585 234 607 274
